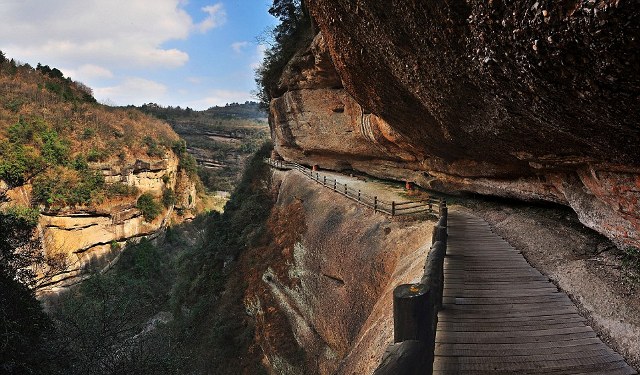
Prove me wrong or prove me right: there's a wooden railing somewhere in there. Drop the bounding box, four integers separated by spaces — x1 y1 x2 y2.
265 158 437 216
373 201 448 375
266 157 447 373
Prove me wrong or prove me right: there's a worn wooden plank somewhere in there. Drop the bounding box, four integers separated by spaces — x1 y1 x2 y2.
433 211 637 375
434 360 637 375
434 353 625 372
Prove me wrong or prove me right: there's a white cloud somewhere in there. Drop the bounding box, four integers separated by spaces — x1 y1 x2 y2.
0 0 227 82
94 77 168 106
251 44 268 70
196 3 227 33
231 41 249 54
64 64 114 81
186 89 253 108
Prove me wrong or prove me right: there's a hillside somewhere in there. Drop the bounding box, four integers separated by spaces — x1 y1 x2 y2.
137 102 269 192
0 54 201 289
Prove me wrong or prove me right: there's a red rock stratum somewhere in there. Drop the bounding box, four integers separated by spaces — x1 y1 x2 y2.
271 0 640 249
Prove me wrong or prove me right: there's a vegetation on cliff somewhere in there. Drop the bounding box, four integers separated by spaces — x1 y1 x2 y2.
138 102 269 192
255 0 313 107
0 51 184 210
0 142 276 375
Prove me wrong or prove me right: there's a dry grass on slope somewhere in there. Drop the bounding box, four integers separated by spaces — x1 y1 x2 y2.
0 59 184 208
0 63 177 161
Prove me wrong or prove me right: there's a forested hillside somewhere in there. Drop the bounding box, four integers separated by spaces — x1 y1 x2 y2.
137 102 269 192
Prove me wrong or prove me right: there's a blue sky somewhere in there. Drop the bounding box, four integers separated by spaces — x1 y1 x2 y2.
0 0 277 109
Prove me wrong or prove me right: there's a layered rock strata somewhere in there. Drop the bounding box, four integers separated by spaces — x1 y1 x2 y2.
270 1 640 248
2 152 197 289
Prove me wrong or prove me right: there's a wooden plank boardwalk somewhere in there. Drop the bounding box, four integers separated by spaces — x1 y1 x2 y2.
433 211 637 374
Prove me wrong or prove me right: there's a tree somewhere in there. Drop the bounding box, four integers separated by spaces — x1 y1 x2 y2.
0 200 42 286
255 0 312 108
0 194 70 374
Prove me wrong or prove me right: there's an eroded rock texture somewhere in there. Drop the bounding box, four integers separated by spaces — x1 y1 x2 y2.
242 171 433 374
271 0 640 248
2 153 197 289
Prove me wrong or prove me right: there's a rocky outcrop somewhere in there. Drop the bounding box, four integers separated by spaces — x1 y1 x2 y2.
242 171 434 374
1 152 197 289
270 1 640 249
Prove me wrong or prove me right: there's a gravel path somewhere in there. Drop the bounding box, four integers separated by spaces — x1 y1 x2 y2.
302 169 430 204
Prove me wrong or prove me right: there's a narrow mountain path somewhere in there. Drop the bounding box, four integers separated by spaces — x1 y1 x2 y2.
434 210 637 374
316 171 409 203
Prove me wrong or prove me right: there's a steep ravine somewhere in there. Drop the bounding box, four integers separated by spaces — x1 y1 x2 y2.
270 0 640 250
3 152 197 290
241 170 435 374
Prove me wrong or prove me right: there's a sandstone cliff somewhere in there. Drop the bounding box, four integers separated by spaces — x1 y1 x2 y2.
241 170 434 374
2 151 197 289
270 1 640 249
0 58 200 289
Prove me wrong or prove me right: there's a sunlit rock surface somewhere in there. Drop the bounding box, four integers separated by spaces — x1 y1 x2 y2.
271 1 640 248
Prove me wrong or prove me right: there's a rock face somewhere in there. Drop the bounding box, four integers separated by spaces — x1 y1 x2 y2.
2 152 197 289
242 171 433 374
271 0 640 249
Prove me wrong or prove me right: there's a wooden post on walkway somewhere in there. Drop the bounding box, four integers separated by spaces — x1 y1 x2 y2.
323 176 326 186
344 184 347 195
374 196 378 213
333 180 337 191
393 283 432 343
358 190 361 201
392 201 396 216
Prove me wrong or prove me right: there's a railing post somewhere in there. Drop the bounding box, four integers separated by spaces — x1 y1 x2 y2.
323 176 326 186
344 184 347 195
392 201 395 216
358 190 361 201
333 180 337 191
393 284 432 343
374 196 378 213
316 172 319 182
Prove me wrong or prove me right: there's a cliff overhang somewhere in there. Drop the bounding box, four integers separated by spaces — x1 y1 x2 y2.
269 0 640 249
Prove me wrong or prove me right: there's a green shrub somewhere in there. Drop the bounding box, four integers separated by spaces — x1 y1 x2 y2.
109 240 121 252
136 193 162 221
162 188 176 208
81 128 95 139
171 140 187 155
40 129 70 166
2 205 40 226
144 136 165 157
0 142 44 186
8 118 47 144
32 167 105 207
4 98 23 112
86 147 105 162
72 155 88 171
179 153 198 178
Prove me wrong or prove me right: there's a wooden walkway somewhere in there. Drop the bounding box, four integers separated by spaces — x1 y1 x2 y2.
433 211 637 374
